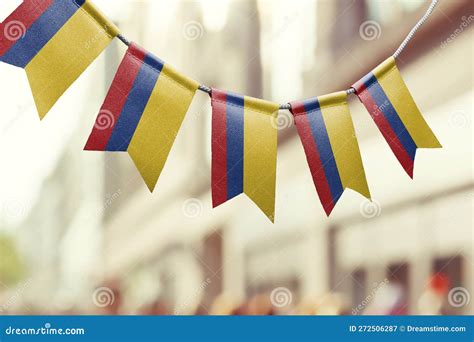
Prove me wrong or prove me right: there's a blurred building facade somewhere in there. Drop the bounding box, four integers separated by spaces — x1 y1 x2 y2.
0 0 472 315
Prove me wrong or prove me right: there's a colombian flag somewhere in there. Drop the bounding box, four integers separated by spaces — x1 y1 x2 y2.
0 0 119 119
290 92 371 216
212 89 279 222
85 43 199 192
353 57 441 178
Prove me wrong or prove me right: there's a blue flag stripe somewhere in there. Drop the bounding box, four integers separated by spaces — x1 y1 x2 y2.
0 0 84 68
226 93 245 200
106 54 163 151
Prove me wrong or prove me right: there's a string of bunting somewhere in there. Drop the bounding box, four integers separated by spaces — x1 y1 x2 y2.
0 0 441 222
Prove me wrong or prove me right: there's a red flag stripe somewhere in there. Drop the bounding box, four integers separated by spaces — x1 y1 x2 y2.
292 101 335 215
0 0 55 56
211 89 228 207
84 45 147 151
354 82 415 178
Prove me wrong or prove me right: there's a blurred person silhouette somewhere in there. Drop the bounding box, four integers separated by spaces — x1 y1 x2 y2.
364 281 408 315
138 299 170 315
293 293 349 315
292 296 319 315
208 294 241 315
231 302 250 316
417 273 450 315
246 294 276 315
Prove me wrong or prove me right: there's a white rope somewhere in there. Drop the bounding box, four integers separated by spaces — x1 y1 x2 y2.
345 0 439 97
117 0 440 109
393 0 439 58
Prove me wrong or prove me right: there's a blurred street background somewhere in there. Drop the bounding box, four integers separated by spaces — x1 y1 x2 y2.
0 0 472 315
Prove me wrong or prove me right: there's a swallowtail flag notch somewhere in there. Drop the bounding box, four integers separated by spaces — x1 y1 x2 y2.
352 57 441 178
290 92 371 216
211 89 279 222
85 42 199 192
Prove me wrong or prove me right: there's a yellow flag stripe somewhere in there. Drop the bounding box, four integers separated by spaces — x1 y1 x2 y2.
243 97 279 222
128 64 199 192
374 57 441 148
320 92 371 199
25 1 119 119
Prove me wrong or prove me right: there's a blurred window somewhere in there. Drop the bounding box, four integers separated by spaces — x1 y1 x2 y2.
332 0 366 51
433 255 464 314
332 0 426 56
433 256 463 288
399 0 426 12
366 0 424 24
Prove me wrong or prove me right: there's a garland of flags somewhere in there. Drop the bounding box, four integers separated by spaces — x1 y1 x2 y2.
0 0 442 222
